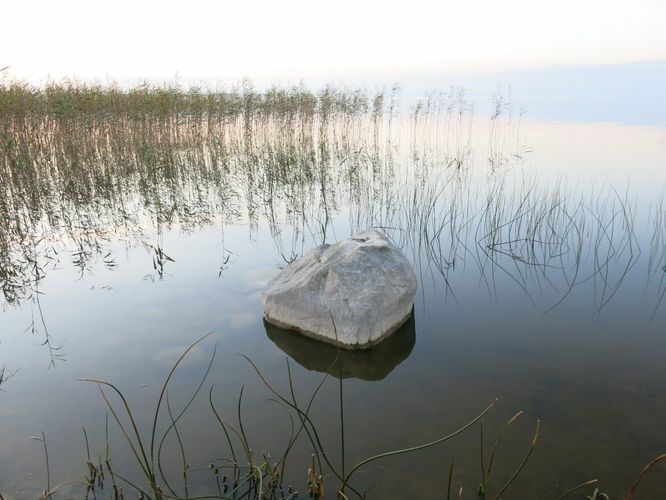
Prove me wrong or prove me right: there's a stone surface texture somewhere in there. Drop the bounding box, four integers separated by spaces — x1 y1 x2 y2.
262 229 417 349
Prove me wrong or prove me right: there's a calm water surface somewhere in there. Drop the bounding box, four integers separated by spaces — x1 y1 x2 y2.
1 95 666 498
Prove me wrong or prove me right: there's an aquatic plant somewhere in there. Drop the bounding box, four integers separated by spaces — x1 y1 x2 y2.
14 334 664 499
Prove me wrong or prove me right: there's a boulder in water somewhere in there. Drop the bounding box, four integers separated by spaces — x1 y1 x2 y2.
262 229 417 349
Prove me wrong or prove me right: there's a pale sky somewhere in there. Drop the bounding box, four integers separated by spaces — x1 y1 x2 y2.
2 0 666 84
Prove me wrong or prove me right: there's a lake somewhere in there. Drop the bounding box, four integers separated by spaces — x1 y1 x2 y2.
1 84 665 499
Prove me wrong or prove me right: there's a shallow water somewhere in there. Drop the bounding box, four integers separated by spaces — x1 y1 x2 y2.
1 95 665 498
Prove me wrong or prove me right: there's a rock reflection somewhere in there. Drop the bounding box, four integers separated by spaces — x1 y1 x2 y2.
264 314 416 381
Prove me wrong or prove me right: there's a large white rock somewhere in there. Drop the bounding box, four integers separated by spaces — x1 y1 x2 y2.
262 229 417 349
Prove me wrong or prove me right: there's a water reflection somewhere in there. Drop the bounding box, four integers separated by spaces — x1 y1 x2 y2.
1 82 666 498
2 84 666 368
264 313 416 381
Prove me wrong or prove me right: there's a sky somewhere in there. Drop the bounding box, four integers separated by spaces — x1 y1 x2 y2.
2 0 666 84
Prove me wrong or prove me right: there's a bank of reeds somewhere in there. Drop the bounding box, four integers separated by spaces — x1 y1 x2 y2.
0 79 374 123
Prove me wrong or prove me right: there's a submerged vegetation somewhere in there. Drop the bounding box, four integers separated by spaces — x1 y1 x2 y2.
16 335 666 499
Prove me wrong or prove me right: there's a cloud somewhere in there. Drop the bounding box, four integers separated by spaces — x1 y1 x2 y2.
237 267 278 292
229 312 257 331
153 344 209 368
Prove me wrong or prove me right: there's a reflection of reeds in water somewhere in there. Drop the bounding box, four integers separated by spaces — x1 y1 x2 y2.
0 79 664 319
647 190 666 319
0 80 474 306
